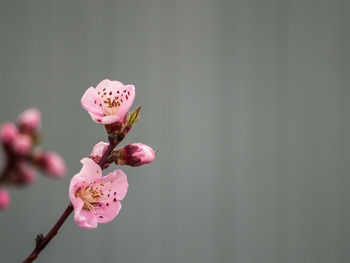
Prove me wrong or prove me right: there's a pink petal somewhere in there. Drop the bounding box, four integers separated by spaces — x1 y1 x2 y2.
90 141 109 158
81 87 104 117
79 158 102 180
73 198 98 229
113 85 135 122
100 115 120 125
97 169 128 201
95 200 121 224
95 79 123 92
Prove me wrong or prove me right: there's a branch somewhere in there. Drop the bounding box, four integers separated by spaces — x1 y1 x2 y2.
22 131 125 262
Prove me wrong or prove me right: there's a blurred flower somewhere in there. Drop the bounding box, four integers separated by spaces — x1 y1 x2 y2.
35 151 66 178
0 188 10 210
69 158 128 229
18 108 41 134
10 162 36 185
0 122 18 145
81 79 135 125
117 143 155 167
12 134 32 155
0 108 66 192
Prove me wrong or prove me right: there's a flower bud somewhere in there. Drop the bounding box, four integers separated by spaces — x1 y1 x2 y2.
12 134 32 155
18 108 41 134
0 122 18 145
35 151 66 178
10 162 36 185
89 142 109 163
117 143 155 167
0 188 10 210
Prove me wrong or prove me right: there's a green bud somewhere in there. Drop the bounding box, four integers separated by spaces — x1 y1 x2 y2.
127 106 141 126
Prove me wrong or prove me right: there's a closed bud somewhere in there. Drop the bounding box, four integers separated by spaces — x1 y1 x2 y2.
0 122 18 145
12 134 32 155
0 188 10 210
127 106 141 126
117 143 155 167
18 108 41 134
35 151 66 178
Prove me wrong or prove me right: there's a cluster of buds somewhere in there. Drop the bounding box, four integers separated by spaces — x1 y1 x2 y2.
0 108 66 210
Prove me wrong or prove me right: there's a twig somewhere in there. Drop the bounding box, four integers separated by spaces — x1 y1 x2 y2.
22 130 126 262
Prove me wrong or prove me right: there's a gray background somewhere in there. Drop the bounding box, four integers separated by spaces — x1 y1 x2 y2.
0 0 349 262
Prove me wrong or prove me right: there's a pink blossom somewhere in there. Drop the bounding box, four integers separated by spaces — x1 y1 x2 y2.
18 108 41 133
81 79 135 125
69 158 128 229
0 188 10 209
117 143 155 166
0 122 18 144
12 134 32 155
36 151 66 178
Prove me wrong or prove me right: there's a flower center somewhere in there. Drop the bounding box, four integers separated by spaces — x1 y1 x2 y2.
95 88 131 116
76 182 103 211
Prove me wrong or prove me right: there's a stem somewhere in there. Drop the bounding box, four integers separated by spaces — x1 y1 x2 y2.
22 204 73 263
98 142 117 168
22 133 124 263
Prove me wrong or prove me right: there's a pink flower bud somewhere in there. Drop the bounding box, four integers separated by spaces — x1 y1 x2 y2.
0 122 18 144
18 108 41 133
0 188 10 210
117 143 155 167
89 141 113 169
10 162 36 185
36 151 66 178
12 134 32 155
90 142 109 161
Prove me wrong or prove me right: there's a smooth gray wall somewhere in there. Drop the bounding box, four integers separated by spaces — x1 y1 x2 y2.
0 0 349 262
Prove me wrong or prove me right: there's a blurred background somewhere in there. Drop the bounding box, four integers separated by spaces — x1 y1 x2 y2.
0 0 349 262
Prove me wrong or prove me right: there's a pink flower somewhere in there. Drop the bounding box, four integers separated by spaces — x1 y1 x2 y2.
69 158 128 229
12 134 32 155
81 79 135 125
0 188 10 210
0 122 18 144
36 151 66 178
18 108 41 133
117 143 155 167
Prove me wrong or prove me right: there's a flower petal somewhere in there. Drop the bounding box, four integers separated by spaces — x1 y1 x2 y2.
79 158 102 180
95 200 122 224
113 85 135 122
95 79 123 92
96 169 128 201
81 87 104 117
73 198 98 229
90 141 109 158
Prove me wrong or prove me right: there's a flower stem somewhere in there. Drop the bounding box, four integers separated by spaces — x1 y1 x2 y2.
22 203 74 263
22 133 125 262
